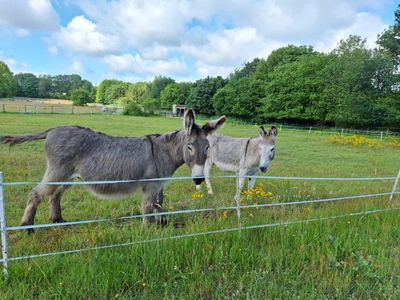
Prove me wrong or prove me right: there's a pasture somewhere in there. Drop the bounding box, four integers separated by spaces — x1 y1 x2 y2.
0 113 399 299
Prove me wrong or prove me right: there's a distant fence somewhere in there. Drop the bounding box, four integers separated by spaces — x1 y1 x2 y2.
1 171 399 278
0 102 107 115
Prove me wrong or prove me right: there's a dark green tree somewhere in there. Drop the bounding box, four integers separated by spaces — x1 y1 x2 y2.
229 58 261 80
0 61 16 97
262 53 333 123
213 76 264 121
70 88 91 106
150 76 175 101
160 82 192 110
14 73 39 97
377 4 400 65
255 45 315 81
186 76 226 115
96 79 123 104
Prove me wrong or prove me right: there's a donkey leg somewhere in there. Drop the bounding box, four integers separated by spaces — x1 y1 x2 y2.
142 183 163 224
21 183 57 228
234 172 246 220
248 171 258 190
49 185 70 223
154 188 167 227
204 159 214 195
234 173 246 201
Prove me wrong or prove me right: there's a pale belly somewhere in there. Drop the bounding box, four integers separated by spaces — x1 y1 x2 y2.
214 160 239 172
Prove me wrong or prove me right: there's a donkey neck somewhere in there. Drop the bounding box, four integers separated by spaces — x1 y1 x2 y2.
151 130 186 175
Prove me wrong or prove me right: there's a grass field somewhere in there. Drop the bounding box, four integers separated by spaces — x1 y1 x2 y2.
0 113 399 299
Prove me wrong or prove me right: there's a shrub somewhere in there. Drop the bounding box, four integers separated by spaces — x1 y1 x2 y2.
122 101 148 116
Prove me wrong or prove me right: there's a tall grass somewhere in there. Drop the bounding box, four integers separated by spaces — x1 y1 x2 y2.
0 113 399 299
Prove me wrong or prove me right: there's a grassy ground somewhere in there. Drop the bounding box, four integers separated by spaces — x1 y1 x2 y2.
0 113 399 299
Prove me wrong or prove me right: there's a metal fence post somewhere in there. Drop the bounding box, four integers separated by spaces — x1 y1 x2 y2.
0 172 9 278
389 169 400 203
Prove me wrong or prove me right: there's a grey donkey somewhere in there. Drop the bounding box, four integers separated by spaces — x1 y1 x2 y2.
0 109 226 230
197 126 277 215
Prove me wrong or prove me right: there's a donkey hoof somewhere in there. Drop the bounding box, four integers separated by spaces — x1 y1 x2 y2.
195 185 202 191
207 190 214 195
157 216 168 228
51 218 67 224
21 221 35 235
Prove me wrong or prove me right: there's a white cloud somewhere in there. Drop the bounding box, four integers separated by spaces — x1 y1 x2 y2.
56 15 120 56
0 51 29 73
48 46 58 56
70 60 84 73
315 12 387 52
182 28 272 67
0 0 58 32
16 29 29 37
104 53 188 77
52 0 392 80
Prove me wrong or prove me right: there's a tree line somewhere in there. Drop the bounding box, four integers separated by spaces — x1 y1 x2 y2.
0 69 95 105
0 5 399 128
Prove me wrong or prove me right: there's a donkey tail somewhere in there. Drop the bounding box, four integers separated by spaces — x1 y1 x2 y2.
0 129 52 146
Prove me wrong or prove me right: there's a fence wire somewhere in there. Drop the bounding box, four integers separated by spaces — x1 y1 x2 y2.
6 191 398 232
4 206 399 263
1 172 399 276
2 174 397 187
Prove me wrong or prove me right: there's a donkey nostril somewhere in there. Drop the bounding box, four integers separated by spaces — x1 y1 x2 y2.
193 177 205 185
260 166 267 173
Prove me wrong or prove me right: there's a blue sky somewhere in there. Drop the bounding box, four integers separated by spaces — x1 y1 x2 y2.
0 0 398 85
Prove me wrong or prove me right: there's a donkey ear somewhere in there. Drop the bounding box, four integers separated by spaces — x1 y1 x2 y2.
183 109 196 135
269 126 278 136
258 126 267 137
202 116 226 135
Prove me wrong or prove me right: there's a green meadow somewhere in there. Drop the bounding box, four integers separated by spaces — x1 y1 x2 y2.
0 113 399 299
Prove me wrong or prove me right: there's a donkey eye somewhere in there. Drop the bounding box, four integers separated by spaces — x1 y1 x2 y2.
187 145 193 152
205 145 210 152
271 147 275 152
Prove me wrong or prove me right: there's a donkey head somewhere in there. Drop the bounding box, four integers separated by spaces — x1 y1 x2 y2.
257 126 278 173
183 109 226 185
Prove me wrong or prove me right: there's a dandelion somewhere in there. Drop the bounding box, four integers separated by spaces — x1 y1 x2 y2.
328 134 383 148
220 211 228 220
191 191 203 201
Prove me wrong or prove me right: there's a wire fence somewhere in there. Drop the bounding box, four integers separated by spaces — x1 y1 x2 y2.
0 171 400 278
2 102 399 139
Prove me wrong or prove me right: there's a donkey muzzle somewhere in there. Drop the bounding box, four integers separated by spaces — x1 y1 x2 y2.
259 166 268 173
193 177 205 185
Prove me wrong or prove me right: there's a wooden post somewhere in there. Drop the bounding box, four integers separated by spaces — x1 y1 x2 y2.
308 126 312 134
51 106 53 114
380 132 383 141
2 103 4 113
24 105 27 114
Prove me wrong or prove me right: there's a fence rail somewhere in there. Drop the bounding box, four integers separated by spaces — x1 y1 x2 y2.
1 171 400 278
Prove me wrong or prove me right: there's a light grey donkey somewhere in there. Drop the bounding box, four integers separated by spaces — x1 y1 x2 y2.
1 109 226 231
197 126 277 216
